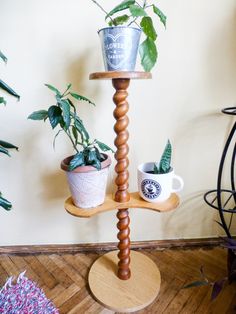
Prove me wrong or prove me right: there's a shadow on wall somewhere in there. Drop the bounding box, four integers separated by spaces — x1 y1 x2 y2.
40 170 68 202
66 48 102 101
160 190 219 238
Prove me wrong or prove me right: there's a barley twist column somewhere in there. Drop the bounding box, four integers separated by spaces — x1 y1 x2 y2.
112 78 131 280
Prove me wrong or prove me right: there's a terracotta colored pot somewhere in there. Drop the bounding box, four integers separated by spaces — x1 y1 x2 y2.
61 154 111 209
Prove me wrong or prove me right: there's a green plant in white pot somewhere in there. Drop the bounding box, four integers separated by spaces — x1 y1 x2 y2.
91 0 166 72
28 84 114 208
0 51 19 210
138 140 184 202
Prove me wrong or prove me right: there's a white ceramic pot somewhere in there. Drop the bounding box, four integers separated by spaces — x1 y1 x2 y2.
137 162 184 203
61 154 111 208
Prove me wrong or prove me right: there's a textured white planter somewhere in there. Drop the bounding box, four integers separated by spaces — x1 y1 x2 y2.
138 162 184 202
61 154 111 209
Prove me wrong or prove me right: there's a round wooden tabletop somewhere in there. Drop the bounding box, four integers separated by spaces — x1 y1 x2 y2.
89 71 152 80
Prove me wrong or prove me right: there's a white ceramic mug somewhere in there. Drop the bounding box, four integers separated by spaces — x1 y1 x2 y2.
138 162 184 202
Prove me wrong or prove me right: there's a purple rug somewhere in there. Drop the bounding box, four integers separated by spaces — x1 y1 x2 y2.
0 271 59 313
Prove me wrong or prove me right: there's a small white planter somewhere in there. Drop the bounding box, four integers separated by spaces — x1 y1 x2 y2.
137 162 184 203
61 155 111 208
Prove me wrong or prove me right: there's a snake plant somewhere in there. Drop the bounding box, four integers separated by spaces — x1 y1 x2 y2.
154 139 172 174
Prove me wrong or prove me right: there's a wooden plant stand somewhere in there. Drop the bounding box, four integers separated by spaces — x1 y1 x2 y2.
64 71 179 312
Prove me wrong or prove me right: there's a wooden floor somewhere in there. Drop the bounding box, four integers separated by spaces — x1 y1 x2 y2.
0 248 235 313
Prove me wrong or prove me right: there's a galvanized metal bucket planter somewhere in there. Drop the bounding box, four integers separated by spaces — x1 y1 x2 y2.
98 26 141 71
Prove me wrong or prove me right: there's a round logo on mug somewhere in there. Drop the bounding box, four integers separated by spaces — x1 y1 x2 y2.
141 179 161 199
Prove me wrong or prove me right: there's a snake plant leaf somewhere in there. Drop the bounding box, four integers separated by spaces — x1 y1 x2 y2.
0 97 6 105
70 92 95 106
59 99 71 129
45 84 61 97
140 16 157 41
152 5 167 28
68 152 85 171
0 195 12 210
96 140 114 153
159 140 172 173
108 14 130 26
129 4 147 17
28 110 48 121
105 0 135 19
0 80 20 100
139 37 157 72
48 105 63 129
153 163 159 174
0 140 18 150
0 51 7 63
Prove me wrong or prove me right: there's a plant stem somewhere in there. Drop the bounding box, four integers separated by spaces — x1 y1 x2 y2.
90 0 115 25
66 129 79 153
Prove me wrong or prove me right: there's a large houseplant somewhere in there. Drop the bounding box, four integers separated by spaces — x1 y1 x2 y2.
0 51 19 210
91 0 166 72
138 140 184 202
28 84 114 208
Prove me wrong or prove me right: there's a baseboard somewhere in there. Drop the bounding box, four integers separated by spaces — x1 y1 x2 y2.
0 237 224 255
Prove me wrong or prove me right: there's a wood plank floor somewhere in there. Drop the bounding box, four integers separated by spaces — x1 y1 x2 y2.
0 248 235 313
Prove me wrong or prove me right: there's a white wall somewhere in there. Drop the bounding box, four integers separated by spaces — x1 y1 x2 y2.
0 0 236 245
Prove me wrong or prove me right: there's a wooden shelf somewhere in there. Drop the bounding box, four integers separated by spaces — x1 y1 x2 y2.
89 71 152 80
64 192 179 218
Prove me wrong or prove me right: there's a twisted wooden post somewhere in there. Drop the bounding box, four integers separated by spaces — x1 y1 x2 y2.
112 78 131 280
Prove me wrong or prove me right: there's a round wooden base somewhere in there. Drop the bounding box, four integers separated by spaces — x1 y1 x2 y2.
88 250 161 313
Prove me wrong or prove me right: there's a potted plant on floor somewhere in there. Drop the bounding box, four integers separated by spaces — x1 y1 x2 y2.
91 0 166 72
28 84 114 208
137 140 184 202
0 50 19 210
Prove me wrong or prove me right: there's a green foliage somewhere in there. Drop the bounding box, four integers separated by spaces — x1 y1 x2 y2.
28 84 114 171
153 140 172 174
92 0 166 71
0 51 19 211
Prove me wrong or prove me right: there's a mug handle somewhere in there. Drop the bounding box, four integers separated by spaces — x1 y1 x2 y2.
171 174 184 193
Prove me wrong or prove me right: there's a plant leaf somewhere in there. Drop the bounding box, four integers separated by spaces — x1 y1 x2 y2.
211 280 226 300
0 97 6 105
139 37 157 72
70 92 95 106
153 163 159 174
28 110 48 121
159 140 172 174
59 99 71 129
105 0 135 19
48 105 62 129
75 116 89 142
87 149 101 170
140 16 157 41
0 146 10 156
0 80 20 100
68 152 85 171
153 5 167 28
0 51 7 63
72 125 78 145
183 281 208 289
129 4 147 17
96 140 114 152
0 140 18 150
108 14 130 26
45 84 61 96
0 195 12 210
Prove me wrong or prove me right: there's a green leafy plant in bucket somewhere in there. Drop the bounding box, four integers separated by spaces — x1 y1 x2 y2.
153 139 172 174
28 84 114 171
91 0 166 72
0 51 19 210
